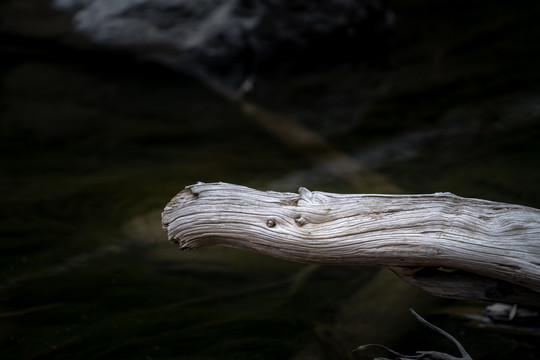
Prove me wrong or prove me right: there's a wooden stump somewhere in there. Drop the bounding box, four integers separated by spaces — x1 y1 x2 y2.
162 182 540 306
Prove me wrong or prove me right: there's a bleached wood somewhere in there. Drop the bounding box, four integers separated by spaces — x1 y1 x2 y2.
162 182 540 305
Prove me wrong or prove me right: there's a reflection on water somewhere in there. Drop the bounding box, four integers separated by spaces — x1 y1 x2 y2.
1 1 540 359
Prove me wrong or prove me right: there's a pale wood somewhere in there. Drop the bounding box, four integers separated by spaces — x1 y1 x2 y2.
356 309 473 360
162 182 540 306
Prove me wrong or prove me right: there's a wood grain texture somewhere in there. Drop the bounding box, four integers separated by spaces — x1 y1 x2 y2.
162 182 540 304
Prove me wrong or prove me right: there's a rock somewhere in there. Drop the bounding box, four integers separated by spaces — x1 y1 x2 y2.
52 0 394 88
484 303 540 324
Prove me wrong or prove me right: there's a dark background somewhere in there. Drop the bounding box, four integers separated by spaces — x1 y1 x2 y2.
1 1 540 359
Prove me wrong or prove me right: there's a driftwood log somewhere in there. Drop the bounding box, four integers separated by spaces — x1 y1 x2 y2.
162 182 540 307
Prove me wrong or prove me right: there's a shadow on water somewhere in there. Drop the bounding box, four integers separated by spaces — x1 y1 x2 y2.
1 0 540 359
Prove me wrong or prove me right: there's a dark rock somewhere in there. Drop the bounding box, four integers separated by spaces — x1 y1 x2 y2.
53 0 394 88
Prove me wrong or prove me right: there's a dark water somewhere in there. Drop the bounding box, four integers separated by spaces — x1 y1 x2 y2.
1 1 540 359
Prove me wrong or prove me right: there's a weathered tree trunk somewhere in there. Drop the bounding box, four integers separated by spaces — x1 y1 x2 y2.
162 182 540 306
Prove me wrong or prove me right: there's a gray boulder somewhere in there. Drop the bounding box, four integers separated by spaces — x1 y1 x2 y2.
53 0 394 88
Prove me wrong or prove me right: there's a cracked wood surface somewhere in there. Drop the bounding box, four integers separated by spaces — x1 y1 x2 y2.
162 182 540 305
